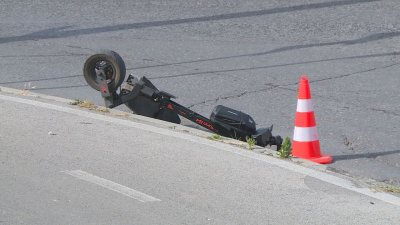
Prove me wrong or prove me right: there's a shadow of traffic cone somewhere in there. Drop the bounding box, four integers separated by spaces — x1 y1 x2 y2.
292 75 332 164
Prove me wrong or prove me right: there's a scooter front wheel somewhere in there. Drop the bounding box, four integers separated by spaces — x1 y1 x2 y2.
83 50 126 92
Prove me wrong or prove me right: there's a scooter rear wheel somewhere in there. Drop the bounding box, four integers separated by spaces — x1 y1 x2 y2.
83 50 126 92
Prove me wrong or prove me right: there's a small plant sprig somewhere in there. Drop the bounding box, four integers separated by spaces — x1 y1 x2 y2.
208 134 224 141
277 137 292 158
246 136 256 150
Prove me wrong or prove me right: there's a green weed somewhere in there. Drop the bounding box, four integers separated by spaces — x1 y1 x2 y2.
208 134 224 141
246 136 256 150
278 137 292 158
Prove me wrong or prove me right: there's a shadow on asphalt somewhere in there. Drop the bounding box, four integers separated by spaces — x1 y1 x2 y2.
333 150 400 161
0 0 377 44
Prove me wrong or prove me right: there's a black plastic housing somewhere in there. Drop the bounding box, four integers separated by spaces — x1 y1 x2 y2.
210 105 256 134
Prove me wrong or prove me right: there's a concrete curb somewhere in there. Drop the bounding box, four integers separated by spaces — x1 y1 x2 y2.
1 86 400 207
0 85 284 157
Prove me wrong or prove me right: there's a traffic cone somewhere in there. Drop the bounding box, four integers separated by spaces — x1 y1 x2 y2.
292 75 332 164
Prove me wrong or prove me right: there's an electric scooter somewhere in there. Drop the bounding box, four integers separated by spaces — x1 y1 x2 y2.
83 50 283 149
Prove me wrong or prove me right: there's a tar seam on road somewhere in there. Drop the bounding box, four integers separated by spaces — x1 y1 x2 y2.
1 93 399 207
62 170 161 203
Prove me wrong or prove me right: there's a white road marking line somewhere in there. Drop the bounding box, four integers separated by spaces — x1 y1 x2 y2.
1 93 400 207
62 170 160 203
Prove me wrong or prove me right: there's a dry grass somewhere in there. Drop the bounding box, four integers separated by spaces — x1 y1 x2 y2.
18 82 37 96
69 99 110 113
77 100 96 109
378 185 400 193
18 90 30 96
113 112 130 117
97 106 110 113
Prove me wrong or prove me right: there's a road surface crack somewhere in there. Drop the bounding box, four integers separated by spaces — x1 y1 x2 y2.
188 84 278 108
370 108 400 117
187 62 400 109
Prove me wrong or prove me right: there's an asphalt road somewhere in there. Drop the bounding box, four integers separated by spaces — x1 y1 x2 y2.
1 94 399 225
0 0 399 185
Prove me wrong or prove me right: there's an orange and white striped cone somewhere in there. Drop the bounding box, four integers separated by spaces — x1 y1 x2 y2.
292 75 332 164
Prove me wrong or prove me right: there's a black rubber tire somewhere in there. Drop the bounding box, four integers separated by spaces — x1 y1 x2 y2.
83 50 126 92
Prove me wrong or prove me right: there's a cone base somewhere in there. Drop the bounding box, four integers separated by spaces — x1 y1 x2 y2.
292 140 333 164
307 155 333 164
